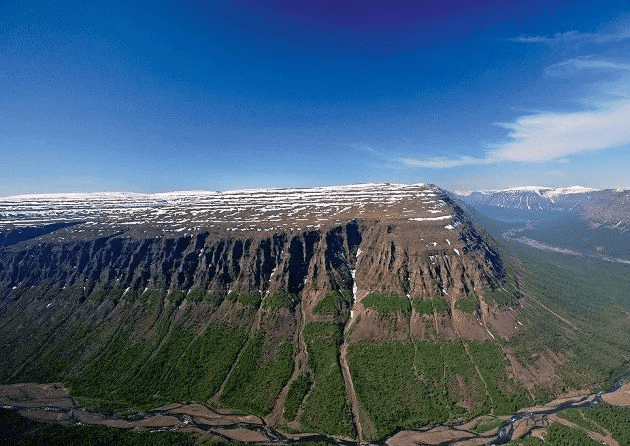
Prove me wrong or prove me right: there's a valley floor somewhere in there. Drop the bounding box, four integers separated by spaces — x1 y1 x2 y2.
2 380 629 445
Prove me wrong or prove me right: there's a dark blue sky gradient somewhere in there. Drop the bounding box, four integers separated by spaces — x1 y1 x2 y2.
2 0 630 194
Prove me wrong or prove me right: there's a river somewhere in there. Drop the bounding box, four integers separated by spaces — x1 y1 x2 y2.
2 373 629 446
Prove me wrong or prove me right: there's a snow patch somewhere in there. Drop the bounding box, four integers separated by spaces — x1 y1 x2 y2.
544 185 598 198
409 215 453 222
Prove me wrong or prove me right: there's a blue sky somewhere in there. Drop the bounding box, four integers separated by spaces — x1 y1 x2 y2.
2 0 630 194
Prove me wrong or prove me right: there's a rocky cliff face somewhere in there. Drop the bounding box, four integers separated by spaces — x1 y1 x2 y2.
0 184 506 311
0 184 525 440
0 185 511 337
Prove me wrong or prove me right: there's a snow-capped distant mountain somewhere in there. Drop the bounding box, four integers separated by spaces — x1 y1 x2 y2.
458 186 599 211
455 186 630 232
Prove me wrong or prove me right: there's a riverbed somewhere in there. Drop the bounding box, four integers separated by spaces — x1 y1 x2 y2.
1 378 628 445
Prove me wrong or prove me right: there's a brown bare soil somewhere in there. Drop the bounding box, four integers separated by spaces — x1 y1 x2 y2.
480 298 520 338
213 427 271 443
602 383 630 407
502 346 560 394
137 415 181 427
451 308 492 340
0 382 73 408
385 426 489 446
510 414 549 441
19 409 72 425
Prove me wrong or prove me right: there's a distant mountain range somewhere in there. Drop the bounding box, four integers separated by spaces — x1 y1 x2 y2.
455 186 630 232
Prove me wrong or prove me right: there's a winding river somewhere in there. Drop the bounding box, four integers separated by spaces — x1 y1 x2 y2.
2 373 629 445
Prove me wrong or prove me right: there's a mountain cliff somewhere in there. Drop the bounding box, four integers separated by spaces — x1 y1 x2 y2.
0 184 546 440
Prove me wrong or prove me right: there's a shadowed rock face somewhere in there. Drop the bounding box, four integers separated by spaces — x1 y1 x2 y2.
0 184 504 306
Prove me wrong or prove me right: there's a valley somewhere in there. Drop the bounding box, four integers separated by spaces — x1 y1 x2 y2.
2 375 629 445
1 183 629 445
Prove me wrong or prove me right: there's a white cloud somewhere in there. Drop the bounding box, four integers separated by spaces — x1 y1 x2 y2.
403 19 630 170
488 98 630 162
403 78 630 168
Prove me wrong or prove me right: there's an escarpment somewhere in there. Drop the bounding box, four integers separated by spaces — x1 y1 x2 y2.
0 184 531 440
0 185 508 318
0 193 509 337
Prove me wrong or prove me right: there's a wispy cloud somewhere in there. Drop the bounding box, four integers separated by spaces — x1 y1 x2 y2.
511 30 595 43
400 156 496 169
352 143 378 154
545 57 630 77
511 26 630 44
403 18 630 171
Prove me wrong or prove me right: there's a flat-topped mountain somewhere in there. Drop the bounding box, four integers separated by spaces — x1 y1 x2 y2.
3 183 627 442
1 183 461 238
0 184 504 300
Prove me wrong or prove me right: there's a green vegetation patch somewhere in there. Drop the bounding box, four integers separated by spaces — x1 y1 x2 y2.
168 290 186 306
347 339 485 440
470 416 502 434
263 289 292 309
506 422 603 445
347 339 533 440
466 342 530 415
362 292 410 318
186 288 206 302
168 322 250 402
235 292 262 307
531 404 630 446
580 403 630 445
313 290 353 319
69 316 249 409
284 374 312 422
455 295 480 314
543 422 601 445
484 285 518 308
299 322 354 437
507 437 544 446
555 408 604 435
503 242 630 393
220 331 294 416
206 290 226 304
412 298 450 315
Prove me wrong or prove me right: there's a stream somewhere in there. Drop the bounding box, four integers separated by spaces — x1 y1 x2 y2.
3 371 629 446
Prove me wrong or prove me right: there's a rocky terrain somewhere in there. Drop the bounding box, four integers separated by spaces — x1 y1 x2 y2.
0 184 502 296
2 183 624 442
